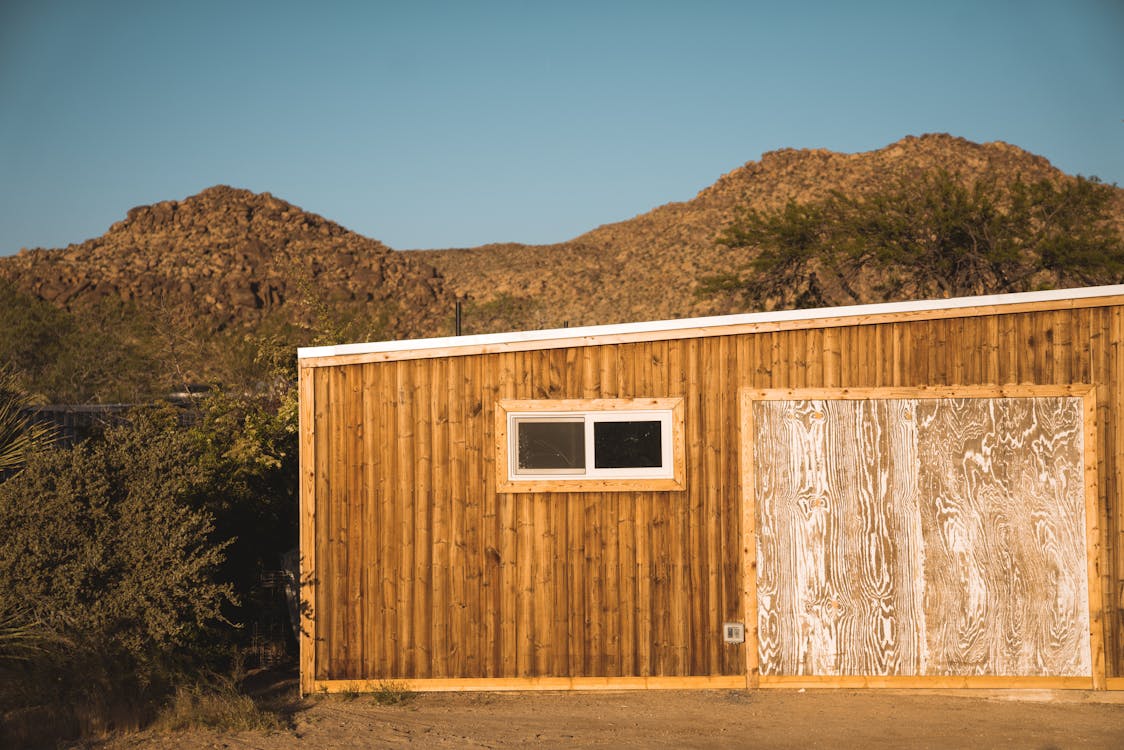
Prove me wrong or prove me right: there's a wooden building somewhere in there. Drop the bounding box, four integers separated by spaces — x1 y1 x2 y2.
297 285 1124 694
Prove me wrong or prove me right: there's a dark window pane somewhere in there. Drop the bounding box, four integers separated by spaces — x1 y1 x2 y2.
517 421 585 470
594 420 663 468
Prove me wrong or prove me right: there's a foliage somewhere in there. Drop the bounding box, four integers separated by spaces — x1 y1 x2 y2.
0 599 57 665
0 267 393 404
0 280 310 742
291 270 396 346
0 367 55 477
0 406 234 731
463 292 542 334
185 341 299 636
707 171 1124 309
0 280 163 402
370 680 413 706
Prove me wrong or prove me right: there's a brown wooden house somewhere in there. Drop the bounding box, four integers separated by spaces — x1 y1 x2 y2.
298 285 1124 694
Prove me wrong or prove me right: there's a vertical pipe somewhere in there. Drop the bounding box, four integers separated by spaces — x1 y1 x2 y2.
455 299 462 336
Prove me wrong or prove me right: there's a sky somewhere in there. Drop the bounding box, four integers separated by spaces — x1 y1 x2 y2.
1 0 1122 254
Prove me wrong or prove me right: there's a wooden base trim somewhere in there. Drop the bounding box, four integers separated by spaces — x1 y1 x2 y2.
309 674 1108 693
312 675 747 693
758 675 1095 690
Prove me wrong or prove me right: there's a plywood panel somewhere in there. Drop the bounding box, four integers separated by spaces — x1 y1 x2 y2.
752 394 1092 678
915 397 1090 676
752 399 924 676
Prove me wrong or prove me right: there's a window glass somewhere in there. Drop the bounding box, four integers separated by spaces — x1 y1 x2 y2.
594 420 663 468
516 419 585 471
498 398 683 492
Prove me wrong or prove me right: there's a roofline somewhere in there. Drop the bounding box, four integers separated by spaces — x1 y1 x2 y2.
298 284 1124 367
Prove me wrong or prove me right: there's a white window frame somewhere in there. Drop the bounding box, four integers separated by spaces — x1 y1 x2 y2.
496 398 685 493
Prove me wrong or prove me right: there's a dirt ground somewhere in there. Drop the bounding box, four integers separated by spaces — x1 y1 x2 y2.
94 684 1124 750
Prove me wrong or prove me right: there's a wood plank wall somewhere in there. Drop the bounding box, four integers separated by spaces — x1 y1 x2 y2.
304 304 1124 683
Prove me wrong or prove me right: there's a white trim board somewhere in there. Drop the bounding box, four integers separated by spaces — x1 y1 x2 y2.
298 284 1124 364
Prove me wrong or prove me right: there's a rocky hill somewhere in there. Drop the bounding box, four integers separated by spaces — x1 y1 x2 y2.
2 135 1121 354
410 134 1124 331
0 186 453 340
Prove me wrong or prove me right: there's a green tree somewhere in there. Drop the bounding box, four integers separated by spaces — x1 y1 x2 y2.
187 375 299 635
705 171 1124 310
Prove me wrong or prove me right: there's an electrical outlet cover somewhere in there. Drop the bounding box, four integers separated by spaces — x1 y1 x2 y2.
723 622 745 644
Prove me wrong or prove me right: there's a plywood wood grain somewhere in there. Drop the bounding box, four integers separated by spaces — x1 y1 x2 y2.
915 397 1090 677
752 394 1091 678
752 399 924 676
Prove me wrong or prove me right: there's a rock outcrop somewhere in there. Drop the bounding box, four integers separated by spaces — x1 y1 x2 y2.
0 186 453 339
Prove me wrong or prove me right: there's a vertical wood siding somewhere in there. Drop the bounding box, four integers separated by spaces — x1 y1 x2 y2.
304 305 1123 681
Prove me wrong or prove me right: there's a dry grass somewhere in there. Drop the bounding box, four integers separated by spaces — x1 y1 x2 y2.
152 679 283 733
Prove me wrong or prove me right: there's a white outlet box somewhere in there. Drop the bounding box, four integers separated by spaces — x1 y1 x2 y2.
723 622 745 644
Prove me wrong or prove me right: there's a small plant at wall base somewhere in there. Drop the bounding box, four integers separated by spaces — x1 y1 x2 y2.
371 680 413 706
702 170 1124 311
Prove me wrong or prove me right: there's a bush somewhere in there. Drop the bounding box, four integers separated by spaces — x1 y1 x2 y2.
0 280 162 402
708 170 1124 310
0 406 234 737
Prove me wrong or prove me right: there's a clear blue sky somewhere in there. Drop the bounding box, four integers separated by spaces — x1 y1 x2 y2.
1 0 1122 254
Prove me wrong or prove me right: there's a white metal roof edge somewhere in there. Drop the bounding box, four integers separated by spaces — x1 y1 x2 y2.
297 284 1124 361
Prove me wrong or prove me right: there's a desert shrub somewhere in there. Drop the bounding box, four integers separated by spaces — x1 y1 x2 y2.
0 597 64 690
0 406 233 738
706 170 1124 310
0 280 162 402
326 680 412 706
462 292 541 334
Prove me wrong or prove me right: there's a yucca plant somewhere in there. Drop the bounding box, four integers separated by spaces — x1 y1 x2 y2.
0 367 54 476
0 598 50 663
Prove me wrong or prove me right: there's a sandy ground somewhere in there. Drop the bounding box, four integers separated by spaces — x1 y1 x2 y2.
93 685 1124 750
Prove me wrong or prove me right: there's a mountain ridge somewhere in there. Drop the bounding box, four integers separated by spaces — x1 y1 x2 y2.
2 134 1121 347
409 133 1122 331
